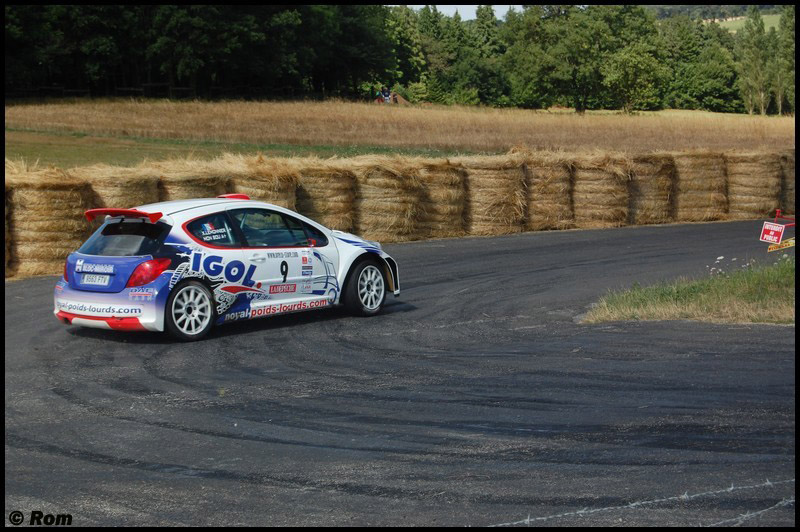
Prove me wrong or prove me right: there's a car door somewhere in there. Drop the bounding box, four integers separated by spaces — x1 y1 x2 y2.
227 207 308 306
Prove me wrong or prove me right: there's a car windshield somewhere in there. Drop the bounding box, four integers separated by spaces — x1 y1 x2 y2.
78 220 169 256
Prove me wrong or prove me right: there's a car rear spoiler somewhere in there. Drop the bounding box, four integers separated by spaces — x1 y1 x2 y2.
84 208 163 223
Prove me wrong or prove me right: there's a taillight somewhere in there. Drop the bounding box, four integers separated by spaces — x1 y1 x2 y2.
64 260 69 282
127 258 172 287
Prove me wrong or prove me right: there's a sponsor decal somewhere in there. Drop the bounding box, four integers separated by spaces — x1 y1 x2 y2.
223 309 250 322
300 281 312 294
55 299 142 317
191 253 257 287
267 251 299 259
302 265 313 271
129 287 156 301
302 269 313 276
250 299 330 318
75 259 114 274
269 283 297 294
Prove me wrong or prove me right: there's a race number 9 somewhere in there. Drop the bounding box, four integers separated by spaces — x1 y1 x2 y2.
280 261 288 283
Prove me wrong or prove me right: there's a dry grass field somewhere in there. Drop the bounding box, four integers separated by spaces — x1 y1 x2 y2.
5 99 795 159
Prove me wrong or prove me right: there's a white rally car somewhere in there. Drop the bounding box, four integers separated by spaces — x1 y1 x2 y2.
54 194 400 341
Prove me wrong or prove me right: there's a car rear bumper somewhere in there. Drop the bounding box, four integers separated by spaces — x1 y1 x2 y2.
53 278 167 332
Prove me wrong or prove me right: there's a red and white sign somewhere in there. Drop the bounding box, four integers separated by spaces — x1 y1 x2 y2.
760 222 786 244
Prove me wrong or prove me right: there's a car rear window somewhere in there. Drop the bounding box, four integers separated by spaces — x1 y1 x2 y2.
78 220 169 257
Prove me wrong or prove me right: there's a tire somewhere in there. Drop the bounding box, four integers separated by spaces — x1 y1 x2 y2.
165 280 216 341
343 260 387 316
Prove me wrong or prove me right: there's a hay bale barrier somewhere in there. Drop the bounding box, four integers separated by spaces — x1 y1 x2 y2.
526 152 573 231
672 151 727 222
780 149 795 215
725 151 781 219
73 164 160 209
5 185 11 275
294 158 357 232
351 156 423 243
150 159 229 202
572 153 630 229
6 168 93 277
221 155 299 210
412 158 468 238
456 154 527 236
628 153 676 225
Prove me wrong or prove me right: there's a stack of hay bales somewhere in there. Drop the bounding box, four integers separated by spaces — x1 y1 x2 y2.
351 156 423 242
73 164 160 209
410 158 468 239
6 167 92 277
780 149 795 215
149 158 229 202
294 158 357 232
725 151 781 219
572 152 630 228
455 154 527 236
5 184 10 275
628 153 676 225
672 151 727 222
526 151 573 230
222 154 299 210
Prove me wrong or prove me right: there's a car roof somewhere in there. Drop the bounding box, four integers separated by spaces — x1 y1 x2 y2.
135 198 281 216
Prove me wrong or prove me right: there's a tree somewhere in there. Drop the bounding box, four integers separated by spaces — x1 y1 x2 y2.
776 6 795 114
602 42 668 112
547 7 613 113
736 6 771 114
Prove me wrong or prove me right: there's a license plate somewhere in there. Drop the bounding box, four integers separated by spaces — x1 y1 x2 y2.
82 274 110 286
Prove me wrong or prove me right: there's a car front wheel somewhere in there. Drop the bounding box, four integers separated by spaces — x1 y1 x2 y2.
344 261 386 316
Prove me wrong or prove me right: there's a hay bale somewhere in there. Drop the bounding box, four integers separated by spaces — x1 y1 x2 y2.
780 149 795 215
351 156 423 242
408 158 468 239
6 167 93 277
72 164 160 209
454 154 527 236
5 185 10 276
526 152 573 230
217 154 299 209
148 158 229 202
628 153 675 225
294 158 357 231
572 153 630 228
725 151 781 219
672 151 727 222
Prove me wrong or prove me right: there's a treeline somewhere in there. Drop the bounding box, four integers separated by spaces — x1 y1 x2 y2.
4 5 795 114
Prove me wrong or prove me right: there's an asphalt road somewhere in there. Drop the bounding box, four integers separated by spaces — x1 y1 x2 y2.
5 220 795 526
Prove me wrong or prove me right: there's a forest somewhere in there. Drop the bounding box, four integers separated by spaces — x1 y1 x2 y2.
4 5 795 114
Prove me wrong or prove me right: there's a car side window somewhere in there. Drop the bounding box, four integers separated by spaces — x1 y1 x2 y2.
230 208 308 248
186 212 240 247
302 221 328 247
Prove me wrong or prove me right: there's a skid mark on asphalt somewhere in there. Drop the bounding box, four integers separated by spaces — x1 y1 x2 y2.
705 497 795 527
486 478 795 527
377 315 534 336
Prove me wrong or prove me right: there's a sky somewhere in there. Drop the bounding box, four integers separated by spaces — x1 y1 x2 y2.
400 5 524 20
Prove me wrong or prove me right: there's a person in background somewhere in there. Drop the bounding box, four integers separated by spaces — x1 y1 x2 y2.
381 86 391 103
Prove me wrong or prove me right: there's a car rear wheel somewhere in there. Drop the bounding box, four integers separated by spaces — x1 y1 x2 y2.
344 261 386 316
166 281 215 341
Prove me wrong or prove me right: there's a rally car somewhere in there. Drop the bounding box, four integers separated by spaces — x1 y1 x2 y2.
54 194 400 341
